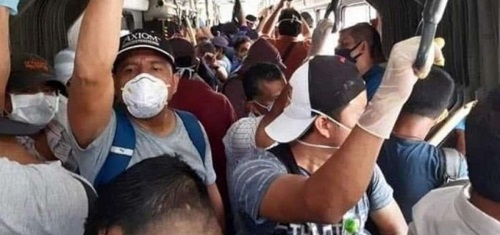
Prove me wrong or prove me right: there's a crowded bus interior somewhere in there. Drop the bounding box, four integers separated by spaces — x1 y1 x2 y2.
0 0 499 234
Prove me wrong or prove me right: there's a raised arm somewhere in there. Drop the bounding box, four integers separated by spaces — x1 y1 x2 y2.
68 0 123 148
258 37 445 223
0 4 14 112
233 0 245 27
301 17 312 39
260 0 287 37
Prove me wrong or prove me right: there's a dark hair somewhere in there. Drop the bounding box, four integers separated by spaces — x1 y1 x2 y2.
466 87 500 202
246 14 257 22
210 25 221 37
169 38 195 68
85 155 219 235
221 22 239 36
278 9 302 37
300 12 314 28
242 63 284 101
233 36 252 50
340 23 385 63
401 66 455 119
197 41 216 56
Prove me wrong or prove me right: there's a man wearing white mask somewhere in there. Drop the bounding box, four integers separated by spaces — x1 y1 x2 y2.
0 2 94 235
68 0 224 229
2 53 74 166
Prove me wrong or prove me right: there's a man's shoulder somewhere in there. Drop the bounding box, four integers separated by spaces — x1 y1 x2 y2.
231 116 263 133
231 147 286 172
413 186 460 218
411 186 466 234
385 136 441 158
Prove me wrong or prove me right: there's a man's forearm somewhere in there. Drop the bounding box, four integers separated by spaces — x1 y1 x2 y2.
260 3 284 36
74 0 123 80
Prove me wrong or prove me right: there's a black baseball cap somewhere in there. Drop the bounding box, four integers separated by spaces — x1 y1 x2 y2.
116 29 175 67
1 53 61 136
265 55 366 143
7 53 66 93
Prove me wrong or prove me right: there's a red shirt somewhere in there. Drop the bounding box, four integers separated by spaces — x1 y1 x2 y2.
170 79 237 204
267 37 311 80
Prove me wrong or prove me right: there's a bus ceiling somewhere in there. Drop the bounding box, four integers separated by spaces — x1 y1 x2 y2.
7 0 500 98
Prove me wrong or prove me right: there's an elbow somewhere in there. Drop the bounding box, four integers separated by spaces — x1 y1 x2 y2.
304 182 362 224
73 61 112 84
303 186 360 224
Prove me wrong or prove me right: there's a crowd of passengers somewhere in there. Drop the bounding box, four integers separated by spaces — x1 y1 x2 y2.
0 0 499 234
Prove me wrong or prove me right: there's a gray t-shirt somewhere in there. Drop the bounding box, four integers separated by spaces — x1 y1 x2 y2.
228 148 394 235
70 111 216 185
0 158 91 235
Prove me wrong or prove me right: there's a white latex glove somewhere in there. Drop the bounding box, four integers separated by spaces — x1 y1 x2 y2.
308 19 334 57
358 36 445 139
0 0 20 15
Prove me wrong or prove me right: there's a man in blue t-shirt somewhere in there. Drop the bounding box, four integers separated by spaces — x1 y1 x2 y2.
336 23 386 101
377 66 468 223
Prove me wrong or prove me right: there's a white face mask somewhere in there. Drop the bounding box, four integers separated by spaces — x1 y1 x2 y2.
122 73 170 119
296 140 340 150
8 93 60 126
254 100 274 112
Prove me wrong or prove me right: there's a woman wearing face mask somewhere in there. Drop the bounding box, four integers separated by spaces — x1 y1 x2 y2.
336 23 386 101
3 54 72 165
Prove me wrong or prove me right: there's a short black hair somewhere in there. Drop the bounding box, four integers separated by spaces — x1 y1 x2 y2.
242 63 284 101
300 12 314 28
85 155 219 235
466 87 500 202
401 66 455 119
197 41 216 56
233 36 252 50
340 23 386 63
278 9 302 37
246 14 257 22
210 24 221 37
221 22 239 36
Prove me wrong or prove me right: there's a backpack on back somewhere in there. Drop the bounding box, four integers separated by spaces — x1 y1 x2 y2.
439 147 469 187
93 108 206 187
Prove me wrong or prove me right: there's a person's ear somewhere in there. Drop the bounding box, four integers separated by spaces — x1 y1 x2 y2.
313 116 332 139
358 41 368 53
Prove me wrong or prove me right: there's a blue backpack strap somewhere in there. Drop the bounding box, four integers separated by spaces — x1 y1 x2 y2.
94 109 136 187
175 110 206 165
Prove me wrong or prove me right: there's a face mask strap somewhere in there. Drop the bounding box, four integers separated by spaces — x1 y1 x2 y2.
296 139 340 150
350 41 364 60
311 109 352 131
277 15 303 26
253 100 273 111
176 66 196 80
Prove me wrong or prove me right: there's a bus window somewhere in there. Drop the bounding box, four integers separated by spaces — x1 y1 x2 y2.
342 2 377 28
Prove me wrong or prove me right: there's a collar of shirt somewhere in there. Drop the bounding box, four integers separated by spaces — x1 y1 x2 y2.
454 184 500 234
363 64 384 83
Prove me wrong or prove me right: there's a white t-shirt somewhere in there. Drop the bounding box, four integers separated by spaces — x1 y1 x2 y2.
409 184 500 235
0 158 91 235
